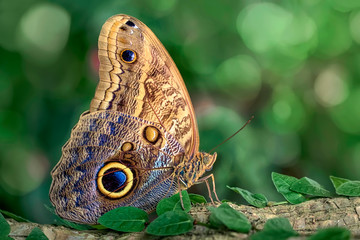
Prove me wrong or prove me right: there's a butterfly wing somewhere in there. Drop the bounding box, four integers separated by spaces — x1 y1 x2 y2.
91 14 199 157
50 15 201 224
50 110 183 224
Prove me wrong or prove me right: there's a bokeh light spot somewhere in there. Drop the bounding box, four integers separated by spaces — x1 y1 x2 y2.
273 100 292 121
237 3 317 70
314 66 349 107
215 55 261 100
350 11 360 44
315 13 351 57
0 147 49 195
330 88 360 134
16 3 70 64
238 3 292 53
330 0 360 12
263 88 306 133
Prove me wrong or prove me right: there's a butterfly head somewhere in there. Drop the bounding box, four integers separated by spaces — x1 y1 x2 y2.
201 152 217 171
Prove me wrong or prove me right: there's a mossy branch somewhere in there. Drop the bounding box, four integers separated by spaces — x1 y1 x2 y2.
7 197 360 239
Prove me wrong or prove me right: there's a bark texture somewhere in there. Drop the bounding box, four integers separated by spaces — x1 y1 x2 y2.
6 197 360 239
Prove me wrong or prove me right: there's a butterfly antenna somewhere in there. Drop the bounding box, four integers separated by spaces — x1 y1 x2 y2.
209 115 254 154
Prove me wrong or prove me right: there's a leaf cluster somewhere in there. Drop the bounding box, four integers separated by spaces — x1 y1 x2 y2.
228 173 360 208
1 173 359 238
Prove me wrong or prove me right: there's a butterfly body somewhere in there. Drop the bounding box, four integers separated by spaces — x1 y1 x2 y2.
50 15 217 224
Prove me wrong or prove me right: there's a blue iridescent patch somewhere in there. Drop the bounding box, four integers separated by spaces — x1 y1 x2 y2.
121 50 135 62
98 134 109 146
81 132 90 146
118 116 124 124
108 122 117 136
89 118 98 131
81 146 94 164
102 170 127 192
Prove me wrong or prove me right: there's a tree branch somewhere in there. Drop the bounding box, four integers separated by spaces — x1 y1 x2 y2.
7 197 360 239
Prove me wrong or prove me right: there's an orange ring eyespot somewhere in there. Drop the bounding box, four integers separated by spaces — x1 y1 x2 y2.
97 162 133 198
120 49 136 63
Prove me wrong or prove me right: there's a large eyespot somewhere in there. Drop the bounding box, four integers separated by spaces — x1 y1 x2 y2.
97 162 133 198
120 49 136 63
143 126 160 144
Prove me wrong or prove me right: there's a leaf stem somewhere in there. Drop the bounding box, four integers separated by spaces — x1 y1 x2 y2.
195 221 212 228
267 201 288 206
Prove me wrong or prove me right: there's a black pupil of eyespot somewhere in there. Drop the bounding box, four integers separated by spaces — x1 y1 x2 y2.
126 20 135 27
122 50 135 62
102 168 127 192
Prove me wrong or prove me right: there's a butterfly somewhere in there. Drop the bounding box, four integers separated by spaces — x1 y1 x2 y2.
49 14 218 224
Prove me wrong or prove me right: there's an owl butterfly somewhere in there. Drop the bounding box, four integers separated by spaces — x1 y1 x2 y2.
49 14 218 224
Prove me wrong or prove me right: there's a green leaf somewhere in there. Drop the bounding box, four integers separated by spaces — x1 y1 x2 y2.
0 213 11 237
330 176 360 196
336 181 360 196
90 225 108 230
156 191 191 215
309 227 351 240
207 206 226 229
26 227 48 240
98 207 148 232
290 177 332 197
60 219 93 230
251 217 298 240
330 176 350 189
271 172 307 204
262 217 296 232
188 193 207 204
0 210 30 223
146 211 193 236
208 203 251 233
227 185 268 208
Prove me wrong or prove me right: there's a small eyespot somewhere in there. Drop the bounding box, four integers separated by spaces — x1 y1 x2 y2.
125 20 136 27
121 142 134 152
97 162 133 198
143 126 160 144
120 49 136 63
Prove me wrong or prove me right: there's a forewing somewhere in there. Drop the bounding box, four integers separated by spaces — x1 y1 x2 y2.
91 14 199 156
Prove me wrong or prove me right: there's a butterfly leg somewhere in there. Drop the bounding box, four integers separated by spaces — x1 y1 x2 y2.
177 177 186 209
197 174 220 203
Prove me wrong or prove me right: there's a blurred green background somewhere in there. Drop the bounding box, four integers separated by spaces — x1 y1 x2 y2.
1 0 360 223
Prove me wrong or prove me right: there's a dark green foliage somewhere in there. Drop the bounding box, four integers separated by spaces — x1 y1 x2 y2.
98 207 148 232
0 210 30 223
156 190 191 215
227 185 268 208
0 213 11 239
290 177 332 197
335 182 360 196
188 193 207 204
26 227 48 240
330 176 360 196
271 172 307 204
251 218 298 240
208 203 251 233
308 227 351 240
146 211 193 236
